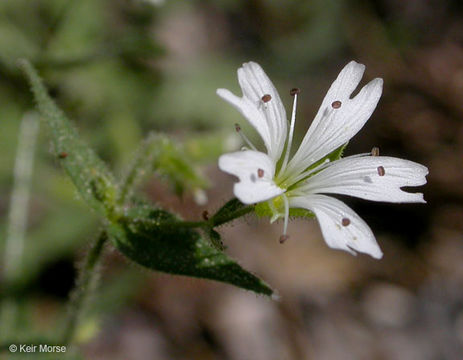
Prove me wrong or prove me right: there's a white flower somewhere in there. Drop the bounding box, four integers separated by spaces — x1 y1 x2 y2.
217 61 428 259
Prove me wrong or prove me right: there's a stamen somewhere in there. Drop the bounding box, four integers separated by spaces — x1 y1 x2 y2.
280 89 299 174
290 88 301 96
257 168 264 178
279 194 290 244
261 94 272 103
342 217 351 226
377 166 385 176
371 147 380 156
284 152 372 188
331 100 342 109
284 158 330 187
234 123 257 151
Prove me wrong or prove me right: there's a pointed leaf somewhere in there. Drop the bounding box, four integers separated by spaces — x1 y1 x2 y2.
108 205 274 296
18 59 117 216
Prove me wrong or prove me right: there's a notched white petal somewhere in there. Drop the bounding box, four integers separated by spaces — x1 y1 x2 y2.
217 61 287 161
217 88 272 150
219 150 284 204
299 156 428 203
290 194 383 259
286 61 383 175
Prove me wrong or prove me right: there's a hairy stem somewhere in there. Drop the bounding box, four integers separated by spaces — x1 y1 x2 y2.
210 204 254 227
61 231 107 346
123 200 254 231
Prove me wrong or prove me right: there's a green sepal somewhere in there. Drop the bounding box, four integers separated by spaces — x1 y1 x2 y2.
286 142 349 193
119 133 207 204
108 205 274 297
254 200 315 219
210 198 250 226
326 142 348 162
19 59 118 217
207 229 225 251
306 142 348 173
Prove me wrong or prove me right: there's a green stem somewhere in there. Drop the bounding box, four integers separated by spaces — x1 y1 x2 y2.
61 231 107 346
210 204 254 227
117 134 159 205
123 201 254 231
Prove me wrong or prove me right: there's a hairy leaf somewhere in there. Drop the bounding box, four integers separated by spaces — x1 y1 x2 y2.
19 59 118 217
108 205 274 297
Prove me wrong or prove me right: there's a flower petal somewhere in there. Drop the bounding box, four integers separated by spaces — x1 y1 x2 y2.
290 194 383 259
297 156 428 203
217 89 272 151
286 61 383 175
219 150 284 204
217 62 287 161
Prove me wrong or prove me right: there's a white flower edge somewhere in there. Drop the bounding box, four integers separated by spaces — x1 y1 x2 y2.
217 61 287 162
218 150 284 204
217 61 428 259
290 194 383 259
285 62 383 176
295 155 428 203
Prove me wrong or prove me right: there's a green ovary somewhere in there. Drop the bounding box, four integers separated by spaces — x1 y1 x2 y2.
254 193 315 220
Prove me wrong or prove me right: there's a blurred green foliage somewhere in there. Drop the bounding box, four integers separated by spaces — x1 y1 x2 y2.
0 0 241 351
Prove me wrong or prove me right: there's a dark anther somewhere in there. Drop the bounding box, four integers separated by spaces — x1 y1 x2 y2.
342 217 351 227
261 94 272 103
377 166 385 176
257 168 264 178
290 88 301 96
202 210 209 221
234 123 241 132
331 100 342 109
58 152 68 159
279 234 290 243
371 147 380 156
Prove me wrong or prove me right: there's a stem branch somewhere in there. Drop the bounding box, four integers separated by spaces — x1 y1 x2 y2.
61 231 107 345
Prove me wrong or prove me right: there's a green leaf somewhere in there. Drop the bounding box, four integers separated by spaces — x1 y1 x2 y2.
119 132 207 204
18 59 118 217
108 205 274 297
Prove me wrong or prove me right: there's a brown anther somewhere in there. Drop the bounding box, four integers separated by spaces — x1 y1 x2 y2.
290 88 301 96
279 234 290 243
377 166 385 176
257 168 264 178
58 152 68 159
371 147 380 156
342 217 351 227
202 210 209 221
331 100 342 109
234 123 241 132
261 94 272 103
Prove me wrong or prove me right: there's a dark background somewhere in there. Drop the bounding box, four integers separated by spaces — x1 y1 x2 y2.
1 0 463 359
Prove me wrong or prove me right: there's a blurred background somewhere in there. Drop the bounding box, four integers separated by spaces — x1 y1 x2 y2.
1 0 463 359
